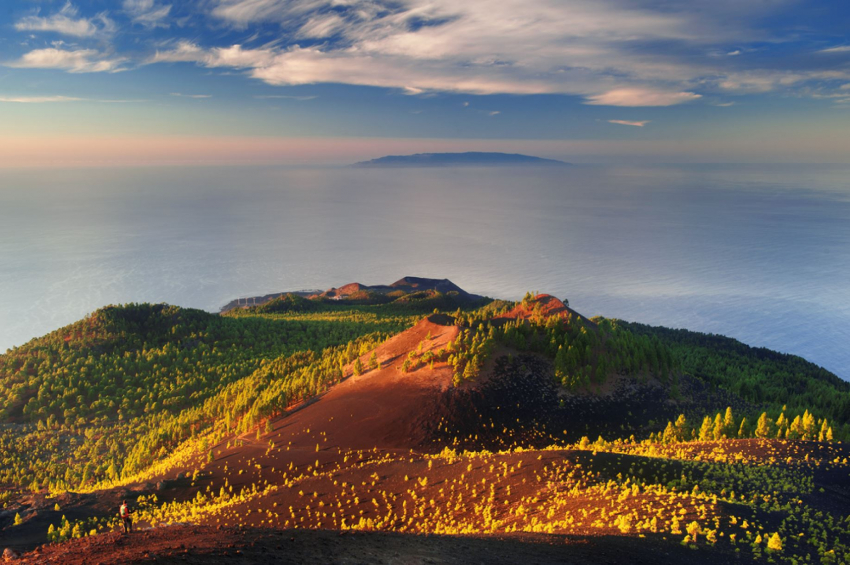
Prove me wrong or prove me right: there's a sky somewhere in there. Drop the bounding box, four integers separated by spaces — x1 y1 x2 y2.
1 0 850 165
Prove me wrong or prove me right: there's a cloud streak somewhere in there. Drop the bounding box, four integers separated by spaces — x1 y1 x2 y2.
0 95 144 103
587 89 700 107
819 46 850 54
15 2 114 38
0 96 84 103
7 49 126 73
608 119 649 127
123 0 172 29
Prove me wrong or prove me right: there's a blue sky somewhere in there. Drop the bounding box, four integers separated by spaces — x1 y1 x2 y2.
1 0 850 164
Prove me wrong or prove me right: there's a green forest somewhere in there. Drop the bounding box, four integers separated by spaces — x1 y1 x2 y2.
619 321 850 439
0 301 420 492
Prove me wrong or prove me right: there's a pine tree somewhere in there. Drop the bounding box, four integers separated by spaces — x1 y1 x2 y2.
662 422 677 444
699 416 713 441
674 414 688 440
789 415 802 439
462 360 477 381
713 413 724 440
775 413 786 438
818 419 829 442
755 412 771 438
802 410 817 440
723 407 734 435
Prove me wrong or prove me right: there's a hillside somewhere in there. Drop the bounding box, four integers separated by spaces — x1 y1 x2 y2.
352 152 570 167
1 287 848 564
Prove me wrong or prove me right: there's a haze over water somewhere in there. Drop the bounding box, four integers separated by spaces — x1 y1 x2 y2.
1 164 848 380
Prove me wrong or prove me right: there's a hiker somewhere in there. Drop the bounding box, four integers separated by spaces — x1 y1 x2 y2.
119 500 133 534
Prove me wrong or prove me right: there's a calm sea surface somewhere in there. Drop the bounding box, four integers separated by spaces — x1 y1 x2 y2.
1 164 848 379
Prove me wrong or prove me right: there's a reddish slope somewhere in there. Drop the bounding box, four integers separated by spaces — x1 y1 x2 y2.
316 282 366 299
171 314 460 497
265 314 457 452
498 294 592 326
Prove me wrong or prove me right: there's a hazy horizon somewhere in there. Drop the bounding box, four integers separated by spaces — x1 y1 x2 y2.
2 163 848 381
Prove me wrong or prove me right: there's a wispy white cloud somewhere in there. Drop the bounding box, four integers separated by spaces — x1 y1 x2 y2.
182 0 702 103
296 13 346 39
151 42 276 68
123 0 172 29
7 48 126 73
488 111 500 116
608 119 649 127
586 88 700 107
139 0 850 105
211 0 330 27
0 95 144 103
0 95 83 103
14 2 114 38
149 41 205 63
166 0 759 105
170 92 212 98
717 70 850 93
819 46 850 54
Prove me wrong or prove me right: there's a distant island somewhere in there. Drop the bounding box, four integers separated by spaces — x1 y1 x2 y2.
352 151 570 167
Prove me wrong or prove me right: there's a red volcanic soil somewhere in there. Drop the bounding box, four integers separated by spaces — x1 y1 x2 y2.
318 282 366 299
269 315 457 451
234 314 457 458
499 294 593 326
137 315 461 504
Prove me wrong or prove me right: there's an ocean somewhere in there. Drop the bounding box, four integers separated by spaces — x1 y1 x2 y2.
1 163 848 379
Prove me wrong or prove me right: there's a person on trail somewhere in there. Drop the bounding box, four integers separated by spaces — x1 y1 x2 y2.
119 500 133 534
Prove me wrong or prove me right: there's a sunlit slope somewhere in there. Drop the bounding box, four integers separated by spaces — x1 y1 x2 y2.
3 290 850 565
